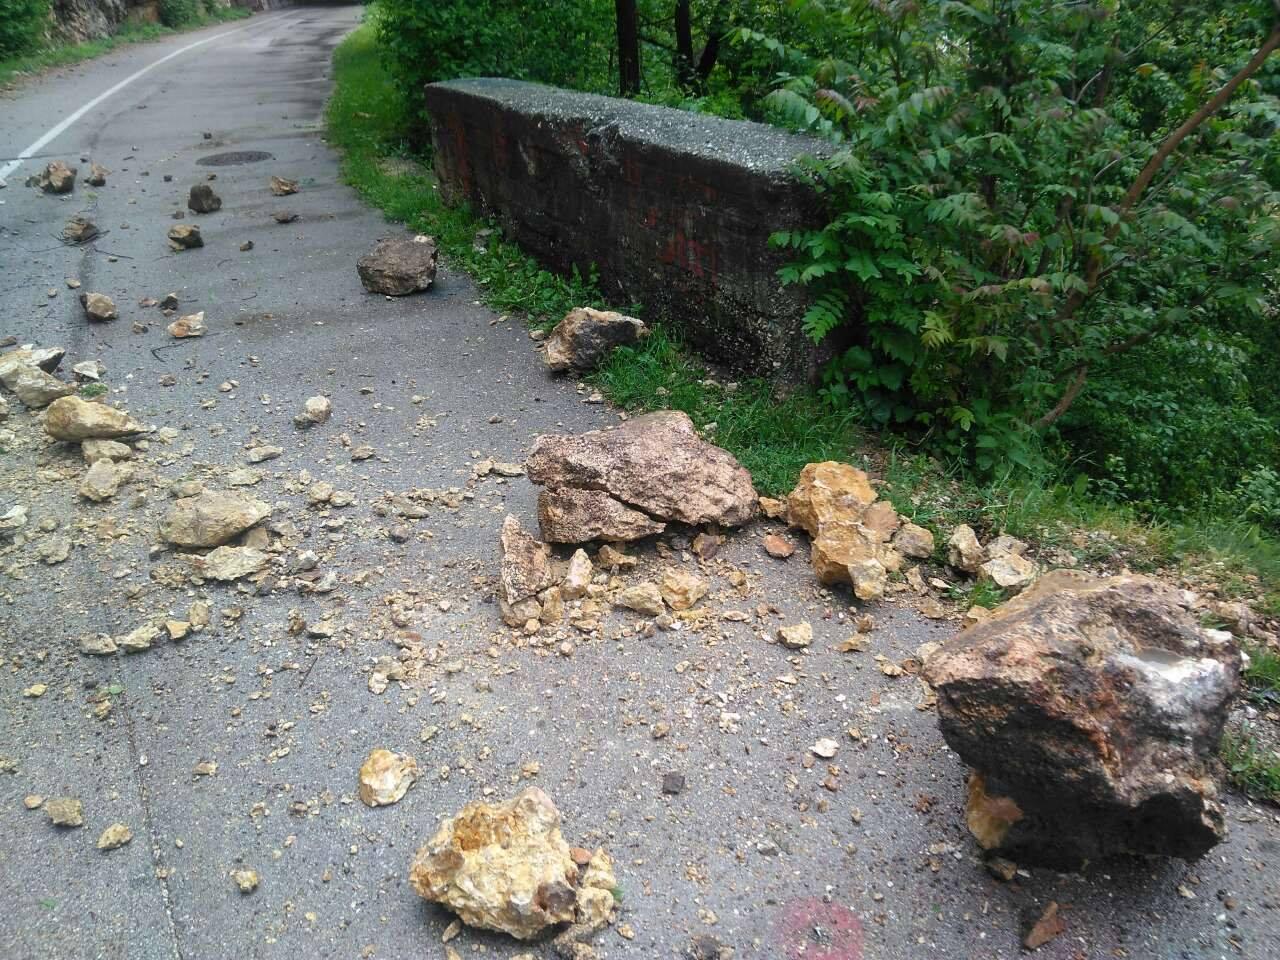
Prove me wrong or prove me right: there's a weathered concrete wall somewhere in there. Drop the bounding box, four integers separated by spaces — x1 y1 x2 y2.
423 78 832 380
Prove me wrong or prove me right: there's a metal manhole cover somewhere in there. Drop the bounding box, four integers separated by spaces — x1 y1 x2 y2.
196 150 274 167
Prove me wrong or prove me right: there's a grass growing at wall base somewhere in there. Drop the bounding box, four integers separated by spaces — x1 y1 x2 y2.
0 6 249 90
326 21 1280 620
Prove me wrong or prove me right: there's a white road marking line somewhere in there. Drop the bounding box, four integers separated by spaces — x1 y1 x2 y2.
0 11 293 183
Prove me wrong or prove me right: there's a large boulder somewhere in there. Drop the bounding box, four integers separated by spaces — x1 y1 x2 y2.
544 307 645 373
357 235 438 296
408 788 579 939
44 396 148 441
526 411 757 541
159 493 271 549
924 570 1241 868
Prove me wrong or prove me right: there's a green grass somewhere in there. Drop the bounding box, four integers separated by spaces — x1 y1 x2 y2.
1222 731 1280 805
0 7 249 89
326 20 1280 611
1243 643 1280 699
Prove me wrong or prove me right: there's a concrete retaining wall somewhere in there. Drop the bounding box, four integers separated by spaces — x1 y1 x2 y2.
422 78 832 380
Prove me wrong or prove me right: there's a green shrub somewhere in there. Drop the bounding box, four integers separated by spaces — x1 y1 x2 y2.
158 0 201 28
0 0 49 58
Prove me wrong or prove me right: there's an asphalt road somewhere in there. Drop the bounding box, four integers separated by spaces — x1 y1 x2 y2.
1 6 1278 960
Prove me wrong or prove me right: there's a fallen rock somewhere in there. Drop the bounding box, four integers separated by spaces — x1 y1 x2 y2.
46 797 83 827
232 868 259 894
811 523 889 601
357 235 438 296
79 634 118 656
79 460 129 502
188 184 222 213
159 492 271 548
33 161 76 193
44 396 147 441
358 749 418 807
978 551 1037 592
561 549 593 600
616 581 665 617
189 545 269 581
85 163 108 186
9 367 74 408
293 395 331 429
762 534 795 559
947 524 983 574
924 570 1242 868
777 622 813 650
499 515 555 609
272 210 298 224
0 505 28 538
63 216 98 243
409 788 579 940
167 224 203 250
537 487 665 543
526 411 757 539
660 568 708 611
786 461 877 537
167 311 206 338
893 522 935 559
80 292 118 322
0 345 65 378
269 175 298 195
1024 901 1065 951
158 293 180 311
118 624 160 653
97 823 133 851
544 307 645 373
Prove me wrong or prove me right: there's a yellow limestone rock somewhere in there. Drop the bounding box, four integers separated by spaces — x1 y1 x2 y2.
358 749 418 807
786 461 877 537
659 568 708 611
409 788 579 940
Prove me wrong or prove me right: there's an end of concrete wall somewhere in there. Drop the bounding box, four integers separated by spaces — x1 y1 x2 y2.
423 78 834 381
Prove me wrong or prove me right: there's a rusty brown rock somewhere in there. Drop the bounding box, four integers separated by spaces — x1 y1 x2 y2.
537 487 665 543
526 411 757 533
33 161 76 193
786 461 877 538
924 570 1241 868
544 307 646 373
499 515 555 606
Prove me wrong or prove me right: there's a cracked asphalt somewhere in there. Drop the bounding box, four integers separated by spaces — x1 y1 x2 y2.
2 5 1279 959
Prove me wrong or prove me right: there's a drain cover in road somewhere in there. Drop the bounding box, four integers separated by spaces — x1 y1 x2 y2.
196 150 274 166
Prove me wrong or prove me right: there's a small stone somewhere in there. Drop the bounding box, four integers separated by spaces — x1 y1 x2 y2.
46 797 84 827
777 622 813 650
118 623 160 653
34 161 76 193
661 772 685 795
985 857 1018 882
659 568 708 611
358 748 418 807
763 534 794 559
97 823 133 851
79 459 129 502
595 544 636 570
616 582 665 617
167 224 203 250
189 546 269 581
79 292 117 322
979 552 1038 592
947 525 983 574
187 184 222 213
167 311 206 338
269 175 298 195
561 549 593 600
293 395 331 429
232 868 260 894
1024 901 1065 951
247 445 283 463
79 634 118 656
272 210 298 224
23 795 44 810
240 240 254 252
63 216 99 243
893 522 935 559
85 163 108 186
22 683 47 698
810 738 839 759
159 293 180 311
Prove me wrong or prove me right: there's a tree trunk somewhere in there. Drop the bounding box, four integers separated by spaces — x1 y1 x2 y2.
674 0 696 90
616 0 641 96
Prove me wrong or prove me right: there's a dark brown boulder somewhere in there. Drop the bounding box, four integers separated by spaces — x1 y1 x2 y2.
188 184 222 214
356 236 438 296
924 570 1241 868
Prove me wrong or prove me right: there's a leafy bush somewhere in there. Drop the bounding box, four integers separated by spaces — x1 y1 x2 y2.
373 0 616 119
0 0 49 58
750 2 1279 493
158 0 200 29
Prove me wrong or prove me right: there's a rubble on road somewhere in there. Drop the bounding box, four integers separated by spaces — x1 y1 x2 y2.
97 823 133 851
526 411 757 543
409 788 614 942
924 570 1242 868
30 161 76 193
293 395 332 429
159 492 271 548
63 216 99 243
45 797 83 827
544 307 646 373
356 235 438 295
44 396 148 441
358 749 418 807
80 292 117 321
167 311 207 338
188 184 222 213
167 224 203 250
85 163 108 186
269 175 298 196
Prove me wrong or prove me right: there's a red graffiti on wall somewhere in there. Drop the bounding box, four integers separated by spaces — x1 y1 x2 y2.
657 227 719 285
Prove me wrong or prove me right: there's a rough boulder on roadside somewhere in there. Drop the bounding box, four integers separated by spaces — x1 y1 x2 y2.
544 307 646 373
526 410 757 543
356 235 438 296
924 570 1241 869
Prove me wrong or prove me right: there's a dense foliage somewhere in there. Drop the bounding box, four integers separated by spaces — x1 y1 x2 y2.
158 0 202 28
0 0 49 58
372 0 1280 528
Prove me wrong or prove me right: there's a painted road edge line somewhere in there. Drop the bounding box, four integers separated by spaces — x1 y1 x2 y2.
0 11 292 183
